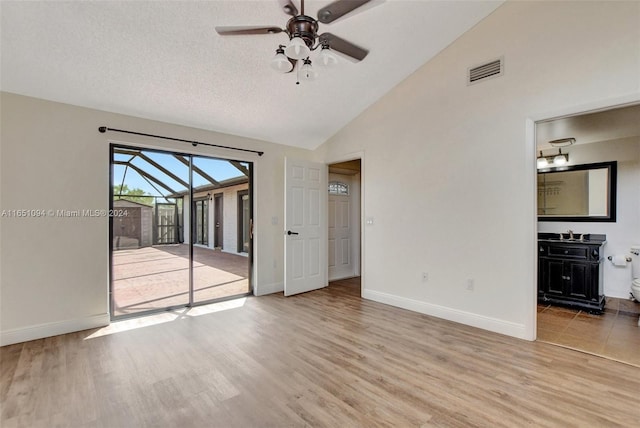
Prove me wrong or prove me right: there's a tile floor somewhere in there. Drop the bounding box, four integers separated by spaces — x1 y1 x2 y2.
537 296 640 367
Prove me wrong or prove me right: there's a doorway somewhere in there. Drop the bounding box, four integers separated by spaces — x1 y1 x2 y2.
533 102 640 365
328 159 362 282
110 145 253 319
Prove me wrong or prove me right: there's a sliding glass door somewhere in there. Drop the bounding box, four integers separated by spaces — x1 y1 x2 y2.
191 155 252 304
109 145 252 319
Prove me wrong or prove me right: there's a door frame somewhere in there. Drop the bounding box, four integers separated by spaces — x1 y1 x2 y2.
527 93 640 341
325 152 365 295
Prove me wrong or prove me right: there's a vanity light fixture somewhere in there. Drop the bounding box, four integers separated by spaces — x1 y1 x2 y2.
537 137 574 168
537 148 569 168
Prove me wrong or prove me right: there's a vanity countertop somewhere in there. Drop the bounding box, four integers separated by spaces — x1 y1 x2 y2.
538 233 606 245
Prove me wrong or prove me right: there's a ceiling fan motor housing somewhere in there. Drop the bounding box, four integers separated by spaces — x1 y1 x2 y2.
286 15 318 47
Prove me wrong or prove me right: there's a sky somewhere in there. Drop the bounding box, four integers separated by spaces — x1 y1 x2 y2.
113 150 249 198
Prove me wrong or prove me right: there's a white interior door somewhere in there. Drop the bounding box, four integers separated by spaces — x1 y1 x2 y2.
328 173 356 280
284 158 328 296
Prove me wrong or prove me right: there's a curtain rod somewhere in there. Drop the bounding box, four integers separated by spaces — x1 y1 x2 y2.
98 126 264 156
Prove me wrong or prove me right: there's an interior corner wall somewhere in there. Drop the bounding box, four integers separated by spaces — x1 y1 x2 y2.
0 92 311 345
317 1 640 340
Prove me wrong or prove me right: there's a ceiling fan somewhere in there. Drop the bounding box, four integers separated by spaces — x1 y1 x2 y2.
215 0 375 83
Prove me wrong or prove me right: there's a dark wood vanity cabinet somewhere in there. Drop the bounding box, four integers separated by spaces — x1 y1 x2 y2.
538 237 605 313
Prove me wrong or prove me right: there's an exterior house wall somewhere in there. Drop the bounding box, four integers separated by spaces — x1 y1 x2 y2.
192 182 248 255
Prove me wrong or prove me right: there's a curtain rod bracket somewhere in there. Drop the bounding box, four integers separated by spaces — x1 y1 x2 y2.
98 126 264 156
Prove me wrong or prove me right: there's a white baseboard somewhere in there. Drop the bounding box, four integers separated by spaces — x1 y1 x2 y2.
362 289 529 340
254 281 283 296
1 313 110 346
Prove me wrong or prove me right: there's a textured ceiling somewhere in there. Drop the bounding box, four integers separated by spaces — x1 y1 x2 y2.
1 0 503 149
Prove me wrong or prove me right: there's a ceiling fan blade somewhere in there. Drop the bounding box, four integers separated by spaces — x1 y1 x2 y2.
278 0 299 16
317 0 373 24
319 33 368 62
215 26 284 36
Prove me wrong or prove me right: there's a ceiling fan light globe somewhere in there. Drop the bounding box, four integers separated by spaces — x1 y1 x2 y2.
270 53 293 73
285 37 310 60
300 62 317 81
318 48 338 67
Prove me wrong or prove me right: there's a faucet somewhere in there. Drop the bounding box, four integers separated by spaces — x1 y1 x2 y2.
568 230 574 239
558 232 564 240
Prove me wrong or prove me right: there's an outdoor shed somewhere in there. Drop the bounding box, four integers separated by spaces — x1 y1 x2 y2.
112 199 153 249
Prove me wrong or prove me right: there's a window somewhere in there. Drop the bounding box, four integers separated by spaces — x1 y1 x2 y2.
328 181 349 195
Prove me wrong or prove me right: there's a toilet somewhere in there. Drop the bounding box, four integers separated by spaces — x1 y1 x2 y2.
632 245 640 302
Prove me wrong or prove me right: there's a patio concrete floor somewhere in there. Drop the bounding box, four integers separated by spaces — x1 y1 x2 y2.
112 244 249 317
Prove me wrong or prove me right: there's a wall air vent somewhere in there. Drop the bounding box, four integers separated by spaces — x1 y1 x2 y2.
468 57 503 85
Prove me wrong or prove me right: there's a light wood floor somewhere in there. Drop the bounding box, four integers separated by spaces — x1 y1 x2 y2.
2 277 640 427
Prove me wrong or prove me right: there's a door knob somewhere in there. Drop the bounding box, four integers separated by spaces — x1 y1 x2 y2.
287 230 299 235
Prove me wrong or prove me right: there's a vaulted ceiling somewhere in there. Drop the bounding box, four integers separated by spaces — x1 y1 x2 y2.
1 0 503 149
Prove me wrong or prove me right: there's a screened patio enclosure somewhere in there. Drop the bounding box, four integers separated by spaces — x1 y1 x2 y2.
110 145 252 319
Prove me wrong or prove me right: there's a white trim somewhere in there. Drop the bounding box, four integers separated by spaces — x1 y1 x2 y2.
362 289 528 340
254 281 283 296
0 313 110 346
526 117 538 341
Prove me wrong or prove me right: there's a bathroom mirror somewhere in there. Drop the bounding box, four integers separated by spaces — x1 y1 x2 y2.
538 161 617 222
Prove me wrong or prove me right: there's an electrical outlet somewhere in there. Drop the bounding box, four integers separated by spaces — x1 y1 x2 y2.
467 279 474 291
422 272 429 282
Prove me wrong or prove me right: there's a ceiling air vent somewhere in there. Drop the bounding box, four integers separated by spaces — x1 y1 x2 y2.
468 57 503 85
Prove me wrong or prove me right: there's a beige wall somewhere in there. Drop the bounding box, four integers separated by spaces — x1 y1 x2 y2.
0 92 310 345
317 1 640 339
